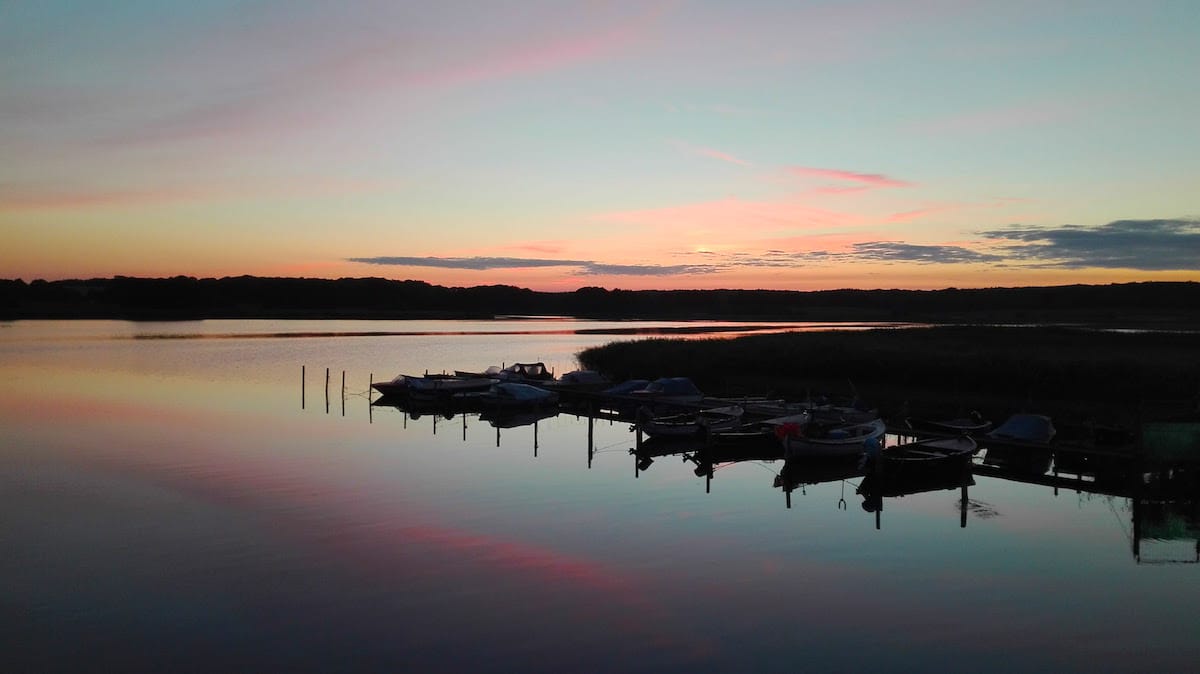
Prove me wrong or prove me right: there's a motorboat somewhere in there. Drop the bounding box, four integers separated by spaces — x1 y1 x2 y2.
405 375 500 401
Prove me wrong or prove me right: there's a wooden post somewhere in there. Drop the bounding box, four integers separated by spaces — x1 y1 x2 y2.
341 370 346 417
325 368 330 414
587 404 595 469
462 413 466 442
368 373 373 424
495 426 500 448
534 420 539 457
302 365 306 409
960 483 968 528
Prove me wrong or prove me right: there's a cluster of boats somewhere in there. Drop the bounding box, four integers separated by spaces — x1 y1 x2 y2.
371 362 566 410
372 365 1060 484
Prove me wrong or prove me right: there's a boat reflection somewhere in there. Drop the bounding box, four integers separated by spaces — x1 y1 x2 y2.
631 434 784 492
367 391 1200 563
482 406 561 455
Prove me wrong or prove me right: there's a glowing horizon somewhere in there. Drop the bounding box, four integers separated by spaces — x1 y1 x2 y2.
2 2 1197 291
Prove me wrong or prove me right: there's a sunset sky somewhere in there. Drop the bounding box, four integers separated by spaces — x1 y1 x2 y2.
2 1 1198 291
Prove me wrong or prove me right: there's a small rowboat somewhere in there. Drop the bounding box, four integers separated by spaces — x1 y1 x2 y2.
639 405 744 438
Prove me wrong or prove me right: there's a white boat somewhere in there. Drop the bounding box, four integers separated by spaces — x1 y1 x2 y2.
406 375 500 401
457 362 555 384
371 372 458 398
778 416 886 458
639 405 744 438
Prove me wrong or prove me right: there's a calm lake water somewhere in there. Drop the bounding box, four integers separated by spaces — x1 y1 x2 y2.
3 319 1197 672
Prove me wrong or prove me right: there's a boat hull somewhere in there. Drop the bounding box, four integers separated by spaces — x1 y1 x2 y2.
781 418 886 458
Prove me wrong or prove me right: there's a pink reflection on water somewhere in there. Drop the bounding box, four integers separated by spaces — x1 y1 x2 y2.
9 389 712 662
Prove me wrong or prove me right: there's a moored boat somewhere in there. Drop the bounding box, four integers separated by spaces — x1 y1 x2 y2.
638 404 744 438
457 362 555 384
875 435 978 478
371 372 459 398
406 375 500 401
905 412 991 437
978 413 1056 475
778 415 886 459
480 382 559 408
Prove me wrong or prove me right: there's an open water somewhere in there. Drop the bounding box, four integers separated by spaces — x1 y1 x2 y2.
2 319 1197 672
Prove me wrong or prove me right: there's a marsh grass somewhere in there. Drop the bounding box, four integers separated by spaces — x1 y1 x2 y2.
578 326 1200 426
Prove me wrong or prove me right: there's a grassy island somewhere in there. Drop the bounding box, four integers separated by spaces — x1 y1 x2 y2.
577 325 1200 428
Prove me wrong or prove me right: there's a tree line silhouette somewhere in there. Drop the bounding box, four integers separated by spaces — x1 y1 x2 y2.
1 276 1198 325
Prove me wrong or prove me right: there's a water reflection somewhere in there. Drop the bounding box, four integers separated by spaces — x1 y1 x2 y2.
366 391 1200 564
6 319 1200 671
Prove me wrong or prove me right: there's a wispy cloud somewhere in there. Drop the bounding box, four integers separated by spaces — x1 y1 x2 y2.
583 262 720 276
672 140 751 166
410 2 677 90
847 241 1005 264
595 197 862 233
716 240 1002 268
0 177 399 212
349 256 589 271
788 166 913 189
88 2 679 149
886 205 960 222
347 255 720 276
912 97 1086 135
351 219 1191 278
981 218 1200 270
0 186 203 211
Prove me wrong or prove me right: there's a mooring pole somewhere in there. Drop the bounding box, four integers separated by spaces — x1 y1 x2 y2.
368 373 373 424
961 483 968 528
302 365 306 409
325 368 330 414
341 370 346 417
587 404 595 468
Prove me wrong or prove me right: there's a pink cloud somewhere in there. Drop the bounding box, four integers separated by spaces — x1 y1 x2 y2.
788 166 913 188
410 3 676 90
96 3 680 149
811 184 874 195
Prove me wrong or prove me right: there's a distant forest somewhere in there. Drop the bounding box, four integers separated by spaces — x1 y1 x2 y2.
2 276 1199 326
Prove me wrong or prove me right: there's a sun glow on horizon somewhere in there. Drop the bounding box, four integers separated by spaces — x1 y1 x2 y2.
1 2 1196 289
